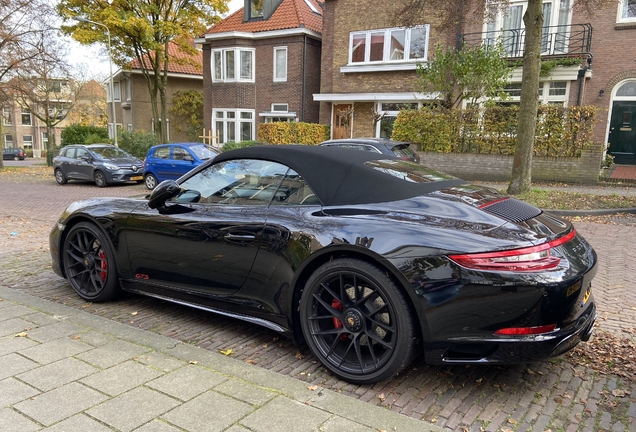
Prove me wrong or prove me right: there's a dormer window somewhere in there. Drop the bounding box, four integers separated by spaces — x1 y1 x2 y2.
250 0 264 19
244 0 283 21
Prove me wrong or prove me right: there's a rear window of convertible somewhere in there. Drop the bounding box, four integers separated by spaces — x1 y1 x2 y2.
364 159 458 183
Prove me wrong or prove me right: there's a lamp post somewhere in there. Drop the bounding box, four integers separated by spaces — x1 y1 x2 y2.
74 16 118 147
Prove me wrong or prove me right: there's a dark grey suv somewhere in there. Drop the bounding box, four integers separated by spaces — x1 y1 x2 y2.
53 144 144 187
319 138 420 163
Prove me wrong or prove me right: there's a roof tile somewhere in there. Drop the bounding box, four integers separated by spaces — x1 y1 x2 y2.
130 42 202 76
205 0 322 35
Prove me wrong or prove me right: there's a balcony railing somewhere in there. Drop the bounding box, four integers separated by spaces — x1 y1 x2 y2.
462 23 592 58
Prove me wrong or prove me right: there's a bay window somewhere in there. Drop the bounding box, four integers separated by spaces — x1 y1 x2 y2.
214 109 255 145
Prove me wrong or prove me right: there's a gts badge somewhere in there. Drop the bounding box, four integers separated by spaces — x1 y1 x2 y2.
135 274 150 280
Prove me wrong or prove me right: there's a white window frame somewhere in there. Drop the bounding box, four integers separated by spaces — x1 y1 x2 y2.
375 102 422 138
22 134 33 148
273 47 288 82
483 0 574 56
213 109 255 145
2 108 12 125
113 82 121 102
4 134 12 147
211 48 256 83
347 25 430 66
618 0 636 22
21 110 32 126
499 81 570 106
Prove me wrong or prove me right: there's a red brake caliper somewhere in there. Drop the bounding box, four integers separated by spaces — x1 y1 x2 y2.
98 249 107 282
331 299 348 340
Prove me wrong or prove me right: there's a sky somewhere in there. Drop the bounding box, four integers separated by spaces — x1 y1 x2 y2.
67 0 243 80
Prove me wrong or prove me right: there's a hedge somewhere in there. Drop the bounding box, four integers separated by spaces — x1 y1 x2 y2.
392 105 599 157
258 122 330 145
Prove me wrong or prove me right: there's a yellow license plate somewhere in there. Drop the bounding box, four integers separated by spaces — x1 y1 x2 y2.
131 176 143 181
581 288 591 307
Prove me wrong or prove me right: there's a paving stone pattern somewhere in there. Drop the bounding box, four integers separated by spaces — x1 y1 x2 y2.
1 172 635 431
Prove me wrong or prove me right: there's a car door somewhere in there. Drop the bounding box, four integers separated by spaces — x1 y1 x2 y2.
170 146 197 179
146 146 172 182
57 147 83 179
74 147 95 180
125 158 289 297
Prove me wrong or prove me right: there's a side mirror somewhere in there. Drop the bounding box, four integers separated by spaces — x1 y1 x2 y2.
183 154 194 162
148 180 180 209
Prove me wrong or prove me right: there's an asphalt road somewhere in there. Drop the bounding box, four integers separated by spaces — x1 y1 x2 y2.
1 167 635 432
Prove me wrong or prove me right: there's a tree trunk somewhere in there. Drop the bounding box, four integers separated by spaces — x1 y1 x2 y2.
46 123 56 166
507 0 543 195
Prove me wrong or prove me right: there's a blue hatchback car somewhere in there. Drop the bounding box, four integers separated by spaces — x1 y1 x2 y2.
143 142 220 189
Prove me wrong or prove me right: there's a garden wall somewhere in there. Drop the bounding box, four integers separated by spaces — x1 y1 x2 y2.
418 144 604 184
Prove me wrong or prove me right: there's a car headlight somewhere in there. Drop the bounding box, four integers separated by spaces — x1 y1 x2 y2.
103 163 119 171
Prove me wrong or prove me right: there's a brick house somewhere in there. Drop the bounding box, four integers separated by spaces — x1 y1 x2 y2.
195 0 322 146
460 0 636 165
314 0 455 140
108 41 203 143
1 78 101 157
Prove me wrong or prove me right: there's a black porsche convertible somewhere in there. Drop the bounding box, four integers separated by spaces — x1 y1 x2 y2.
50 145 597 384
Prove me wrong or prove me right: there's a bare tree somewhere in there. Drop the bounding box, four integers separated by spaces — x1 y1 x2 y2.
9 40 87 165
0 0 56 169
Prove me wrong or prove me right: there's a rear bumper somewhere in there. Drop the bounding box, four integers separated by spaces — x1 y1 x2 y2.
424 302 596 365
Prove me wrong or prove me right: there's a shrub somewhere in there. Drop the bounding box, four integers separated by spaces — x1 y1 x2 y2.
117 130 158 158
392 104 599 157
221 140 260 152
258 122 329 145
61 124 109 146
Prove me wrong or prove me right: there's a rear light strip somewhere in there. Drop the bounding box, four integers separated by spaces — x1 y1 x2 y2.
494 324 557 335
448 230 577 272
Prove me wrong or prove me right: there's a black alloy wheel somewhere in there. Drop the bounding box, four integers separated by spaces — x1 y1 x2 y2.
54 169 67 185
94 170 108 188
300 259 417 384
62 222 119 302
144 173 158 190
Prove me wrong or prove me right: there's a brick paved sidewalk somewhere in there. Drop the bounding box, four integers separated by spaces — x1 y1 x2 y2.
1 169 635 431
1 288 441 432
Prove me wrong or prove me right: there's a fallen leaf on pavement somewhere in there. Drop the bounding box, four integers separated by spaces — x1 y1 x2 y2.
220 349 232 356
15 332 27 337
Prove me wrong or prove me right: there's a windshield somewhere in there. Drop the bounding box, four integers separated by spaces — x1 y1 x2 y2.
189 144 219 160
391 144 417 158
90 146 132 159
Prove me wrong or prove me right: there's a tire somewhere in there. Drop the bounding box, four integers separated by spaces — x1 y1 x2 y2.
94 171 108 188
13 156 19 161
144 173 158 190
54 169 67 185
300 259 417 384
62 221 119 302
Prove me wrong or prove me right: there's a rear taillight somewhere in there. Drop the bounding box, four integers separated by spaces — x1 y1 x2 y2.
494 324 557 335
448 230 577 272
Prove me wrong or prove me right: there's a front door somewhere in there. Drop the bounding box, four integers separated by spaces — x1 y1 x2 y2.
332 104 353 139
608 101 636 164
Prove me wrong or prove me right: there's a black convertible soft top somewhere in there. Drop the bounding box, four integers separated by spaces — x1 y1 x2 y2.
214 145 466 206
